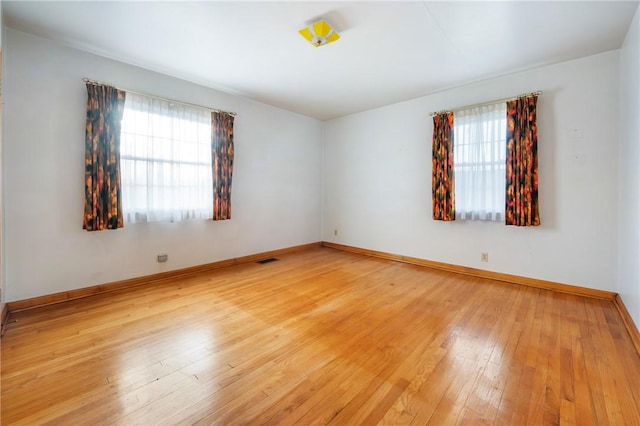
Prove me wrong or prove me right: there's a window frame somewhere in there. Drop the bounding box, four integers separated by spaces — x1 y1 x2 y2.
119 93 214 224
453 102 507 222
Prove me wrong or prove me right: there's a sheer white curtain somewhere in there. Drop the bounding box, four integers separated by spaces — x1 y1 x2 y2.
120 92 213 223
454 102 507 221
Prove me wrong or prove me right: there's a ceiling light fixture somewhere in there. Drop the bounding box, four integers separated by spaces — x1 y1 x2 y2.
299 20 340 47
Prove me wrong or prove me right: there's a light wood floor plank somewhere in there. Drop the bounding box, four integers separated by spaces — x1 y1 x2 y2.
2 247 639 425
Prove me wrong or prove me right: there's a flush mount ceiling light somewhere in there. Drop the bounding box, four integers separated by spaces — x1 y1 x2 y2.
299 20 340 47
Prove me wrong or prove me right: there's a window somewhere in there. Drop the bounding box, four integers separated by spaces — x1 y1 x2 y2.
453 102 507 221
120 92 213 223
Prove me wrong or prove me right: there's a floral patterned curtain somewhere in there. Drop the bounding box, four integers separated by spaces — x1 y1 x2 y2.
505 95 540 226
432 112 455 221
83 83 126 231
211 112 235 220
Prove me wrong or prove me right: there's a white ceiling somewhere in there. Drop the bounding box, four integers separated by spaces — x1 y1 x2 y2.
3 1 639 120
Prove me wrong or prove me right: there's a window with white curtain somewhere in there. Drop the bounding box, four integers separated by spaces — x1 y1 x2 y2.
454 102 507 221
120 92 212 224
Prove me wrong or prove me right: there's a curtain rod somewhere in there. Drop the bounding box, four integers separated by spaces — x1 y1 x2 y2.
428 91 542 117
82 78 237 117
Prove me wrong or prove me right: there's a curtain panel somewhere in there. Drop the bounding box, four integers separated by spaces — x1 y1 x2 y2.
432 112 455 221
505 95 540 226
83 83 126 231
211 112 235 220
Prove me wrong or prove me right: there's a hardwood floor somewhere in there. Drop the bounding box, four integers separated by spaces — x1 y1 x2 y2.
2 247 639 425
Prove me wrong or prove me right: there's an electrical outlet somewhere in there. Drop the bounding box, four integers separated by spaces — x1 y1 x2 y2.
334 229 338 236
157 253 168 263
481 252 489 262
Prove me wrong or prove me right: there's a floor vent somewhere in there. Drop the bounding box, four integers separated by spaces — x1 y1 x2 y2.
256 257 279 264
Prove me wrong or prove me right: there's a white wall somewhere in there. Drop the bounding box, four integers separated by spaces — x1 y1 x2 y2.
0 0 4 313
3 29 323 302
619 6 640 328
323 51 620 291
3 24 633 310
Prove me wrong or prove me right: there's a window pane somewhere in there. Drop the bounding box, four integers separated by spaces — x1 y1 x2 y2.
120 92 213 224
454 102 506 221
